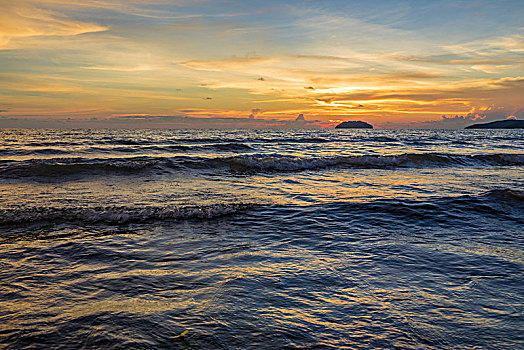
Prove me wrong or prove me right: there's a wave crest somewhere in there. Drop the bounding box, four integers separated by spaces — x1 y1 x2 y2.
0 203 256 227
484 189 524 203
218 153 524 173
1 153 522 179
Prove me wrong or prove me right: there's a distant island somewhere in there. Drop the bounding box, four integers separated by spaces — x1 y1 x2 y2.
335 121 373 129
465 119 524 129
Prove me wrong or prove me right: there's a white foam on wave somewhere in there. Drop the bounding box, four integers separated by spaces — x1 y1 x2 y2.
223 153 524 172
2 153 523 179
0 203 256 226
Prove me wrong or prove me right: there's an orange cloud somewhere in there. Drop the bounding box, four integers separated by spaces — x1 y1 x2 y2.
0 0 107 49
181 56 276 72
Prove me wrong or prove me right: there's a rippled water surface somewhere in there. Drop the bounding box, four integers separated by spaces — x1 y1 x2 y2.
0 128 523 349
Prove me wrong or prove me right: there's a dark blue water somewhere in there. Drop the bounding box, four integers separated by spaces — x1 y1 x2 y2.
0 128 523 349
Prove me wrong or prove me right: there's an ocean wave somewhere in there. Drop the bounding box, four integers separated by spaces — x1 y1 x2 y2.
205 142 254 151
0 157 165 178
1 153 522 179
268 189 523 228
162 143 253 152
0 203 256 227
0 143 254 157
0 148 72 156
3 190 520 235
216 153 524 173
92 142 253 152
483 188 524 203
366 136 399 142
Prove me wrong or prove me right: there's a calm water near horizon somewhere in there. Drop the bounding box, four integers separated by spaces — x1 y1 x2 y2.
0 128 523 349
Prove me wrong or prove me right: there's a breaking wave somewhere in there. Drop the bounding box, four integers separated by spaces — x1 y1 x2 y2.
1 189 521 238
0 203 257 227
0 142 254 157
214 153 524 173
0 157 165 178
1 153 523 179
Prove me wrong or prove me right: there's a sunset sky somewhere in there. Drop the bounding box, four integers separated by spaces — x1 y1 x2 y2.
1 0 523 128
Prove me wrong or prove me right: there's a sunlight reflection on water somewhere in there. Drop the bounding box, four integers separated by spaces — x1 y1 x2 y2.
0 129 522 349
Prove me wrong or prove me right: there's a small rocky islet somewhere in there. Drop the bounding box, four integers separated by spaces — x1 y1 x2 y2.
335 121 373 129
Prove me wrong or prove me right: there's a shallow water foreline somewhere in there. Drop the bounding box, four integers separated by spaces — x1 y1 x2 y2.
1 128 523 349
1 196 522 349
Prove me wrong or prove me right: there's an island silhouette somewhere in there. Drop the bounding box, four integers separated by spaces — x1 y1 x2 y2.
335 121 373 129
466 119 524 129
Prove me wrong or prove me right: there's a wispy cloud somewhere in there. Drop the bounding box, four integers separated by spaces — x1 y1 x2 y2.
181 56 276 72
81 64 156 72
0 0 107 49
444 34 524 55
378 105 524 129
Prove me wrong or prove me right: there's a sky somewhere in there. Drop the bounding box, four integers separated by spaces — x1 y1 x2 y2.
0 0 523 128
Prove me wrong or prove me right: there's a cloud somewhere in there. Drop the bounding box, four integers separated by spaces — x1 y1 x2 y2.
280 113 324 129
1 1 522 128
378 105 524 129
0 109 328 129
470 65 512 74
392 53 524 67
388 32 524 77
81 65 155 72
249 108 262 119
313 77 524 109
0 0 107 49
116 114 187 122
179 53 448 100
181 56 276 72
446 34 524 55
181 54 369 78
3 0 204 21
464 105 524 121
110 113 320 129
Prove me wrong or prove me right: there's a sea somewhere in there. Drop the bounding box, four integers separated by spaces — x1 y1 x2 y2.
0 128 522 349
